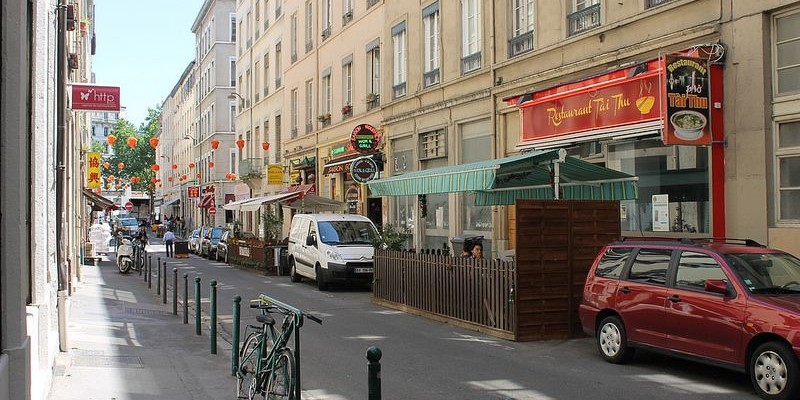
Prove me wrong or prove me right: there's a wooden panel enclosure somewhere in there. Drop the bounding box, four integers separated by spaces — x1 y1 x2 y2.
373 251 517 340
514 200 620 341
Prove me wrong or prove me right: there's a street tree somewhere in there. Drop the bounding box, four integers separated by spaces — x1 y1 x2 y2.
102 107 161 196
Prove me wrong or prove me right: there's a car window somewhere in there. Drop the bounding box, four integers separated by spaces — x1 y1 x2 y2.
676 251 729 291
211 229 223 239
595 247 632 279
725 252 800 293
627 248 672 286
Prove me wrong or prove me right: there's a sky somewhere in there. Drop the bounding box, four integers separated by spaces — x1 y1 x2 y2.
93 0 204 127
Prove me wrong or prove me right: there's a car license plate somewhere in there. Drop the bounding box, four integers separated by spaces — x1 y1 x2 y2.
354 267 373 273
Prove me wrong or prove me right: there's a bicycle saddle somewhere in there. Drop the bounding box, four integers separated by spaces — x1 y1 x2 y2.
256 314 275 326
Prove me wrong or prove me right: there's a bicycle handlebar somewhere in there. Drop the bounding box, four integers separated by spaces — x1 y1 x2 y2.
304 312 323 324
248 296 322 324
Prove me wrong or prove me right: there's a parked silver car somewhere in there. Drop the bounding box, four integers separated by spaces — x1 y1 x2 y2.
215 230 232 263
187 229 201 253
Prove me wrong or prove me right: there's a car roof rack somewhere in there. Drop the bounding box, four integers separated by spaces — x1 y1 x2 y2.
692 237 766 247
620 237 698 244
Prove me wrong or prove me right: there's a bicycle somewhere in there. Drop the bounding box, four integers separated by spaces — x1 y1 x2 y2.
237 294 322 400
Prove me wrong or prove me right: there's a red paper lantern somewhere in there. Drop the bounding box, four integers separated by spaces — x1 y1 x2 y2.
127 137 138 148
117 162 125 169
196 173 202 179
181 174 187 180
208 161 215 168
236 139 245 149
158 184 162 188
150 164 160 172
149 137 159 148
229 173 237 180
211 140 220 150
171 164 178 170
188 162 195 169
106 134 116 145
102 162 110 169
167 176 173 182
262 142 270 151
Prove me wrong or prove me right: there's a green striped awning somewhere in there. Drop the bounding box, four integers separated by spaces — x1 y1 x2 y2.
367 149 638 204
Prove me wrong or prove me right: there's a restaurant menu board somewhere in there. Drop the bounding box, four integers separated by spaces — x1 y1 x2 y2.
663 55 711 145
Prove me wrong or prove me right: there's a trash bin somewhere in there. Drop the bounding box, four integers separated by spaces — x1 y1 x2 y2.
450 235 484 256
278 246 289 276
174 240 190 258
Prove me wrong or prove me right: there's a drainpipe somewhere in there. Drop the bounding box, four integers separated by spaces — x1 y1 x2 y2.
56 0 70 351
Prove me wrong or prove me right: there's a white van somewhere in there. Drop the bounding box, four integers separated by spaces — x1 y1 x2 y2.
287 213 378 290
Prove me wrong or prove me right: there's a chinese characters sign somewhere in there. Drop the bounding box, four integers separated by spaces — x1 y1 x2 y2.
71 84 121 112
187 186 200 198
87 152 101 188
662 55 711 145
519 71 662 142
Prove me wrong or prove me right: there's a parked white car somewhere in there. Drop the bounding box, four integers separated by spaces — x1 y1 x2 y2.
287 213 378 290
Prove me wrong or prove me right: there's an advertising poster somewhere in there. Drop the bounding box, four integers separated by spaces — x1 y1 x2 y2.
652 194 670 232
663 55 711 145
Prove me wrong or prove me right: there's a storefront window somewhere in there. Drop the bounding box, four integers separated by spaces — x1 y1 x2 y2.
460 119 493 254
607 138 710 234
424 193 449 250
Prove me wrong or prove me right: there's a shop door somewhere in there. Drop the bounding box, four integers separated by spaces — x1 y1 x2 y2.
367 198 382 226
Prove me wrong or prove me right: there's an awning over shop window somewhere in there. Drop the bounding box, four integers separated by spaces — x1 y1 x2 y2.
162 197 180 207
221 197 253 211
82 188 117 211
230 192 300 212
322 153 381 175
281 194 345 212
366 149 638 204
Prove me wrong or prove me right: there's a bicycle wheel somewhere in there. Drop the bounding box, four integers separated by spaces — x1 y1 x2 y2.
237 334 262 399
266 348 295 400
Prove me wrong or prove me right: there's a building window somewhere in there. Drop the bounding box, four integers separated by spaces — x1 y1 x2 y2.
245 68 252 107
291 13 298 63
305 1 314 52
305 80 314 133
777 121 800 222
230 58 236 86
646 0 673 8
238 21 243 53
230 102 237 131
342 60 353 111
392 22 407 99
254 61 261 102
568 0 601 36
246 11 252 48
275 41 282 88
343 0 354 25
461 0 481 74
367 42 380 107
291 88 298 138
420 128 446 160
274 113 282 163
322 0 332 39
775 10 800 95
509 0 534 57
263 53 269 97
275 0 282 19
263 118 271 163
230 13 237 42
230 149 238 175
264 0 270 31
322 73 331 119
367 0 379 8
423 2 440 87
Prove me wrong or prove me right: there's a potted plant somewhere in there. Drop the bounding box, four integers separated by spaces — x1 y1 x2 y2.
317 114 331 122
80 17 90 32
366 93 377 103
341 104 352 115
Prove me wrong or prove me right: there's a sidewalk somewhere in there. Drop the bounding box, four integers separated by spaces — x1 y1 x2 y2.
48 248 236 400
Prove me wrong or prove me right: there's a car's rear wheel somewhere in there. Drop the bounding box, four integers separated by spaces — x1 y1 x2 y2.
597 316 634 364
751 342 799 400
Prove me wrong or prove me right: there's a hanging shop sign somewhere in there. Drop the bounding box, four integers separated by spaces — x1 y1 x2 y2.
267 164 284 185
346 185 360 202
518 62 663 142
350 157 379 184
71 84 121 112
350 124 381 153
187 186 200 198
662 55 711 145
86 152 101 188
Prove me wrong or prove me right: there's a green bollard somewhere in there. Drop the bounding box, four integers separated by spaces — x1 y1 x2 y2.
146 255 151 282
210 280 217 354
183 273 189 324
162 262 167 304
172 268 178 315
157 257 161 295
367 346 382 400
231 295 242 376
195 276 201 335
139 249 144 276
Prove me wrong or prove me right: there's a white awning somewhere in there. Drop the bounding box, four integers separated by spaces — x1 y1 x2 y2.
221 197 254 211
162 197 180 207
238 192 301 212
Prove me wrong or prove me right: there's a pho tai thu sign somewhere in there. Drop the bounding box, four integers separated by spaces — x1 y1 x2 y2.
662 55 711 145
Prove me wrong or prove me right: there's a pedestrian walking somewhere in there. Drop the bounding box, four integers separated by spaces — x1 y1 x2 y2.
163 228 176 257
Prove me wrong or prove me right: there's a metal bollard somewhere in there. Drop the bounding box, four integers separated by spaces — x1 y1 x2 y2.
231 295 242 376
195 276 201 335
183 273 189 324
210 280 217 354
367 346 382 400
140 249 145 276
157 258 161 295
162 262 168 304
146 255 151 282
172 268 178 315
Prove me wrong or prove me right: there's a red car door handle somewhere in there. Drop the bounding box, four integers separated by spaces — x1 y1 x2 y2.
619 287 631 294
668 295 681 302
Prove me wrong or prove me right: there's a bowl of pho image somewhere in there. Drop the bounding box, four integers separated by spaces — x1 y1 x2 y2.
670 110 707 141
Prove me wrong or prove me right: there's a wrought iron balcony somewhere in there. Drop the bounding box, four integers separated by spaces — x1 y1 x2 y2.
342 11 353 25
367 0 378 8
508 31 534 57
424 68 440 87
568 3 601 36
321 26 331 40
239 158 264 179
366 94 380 111
393 83 406 99
305 41 313 52
461 52 481 75
647 0 673 7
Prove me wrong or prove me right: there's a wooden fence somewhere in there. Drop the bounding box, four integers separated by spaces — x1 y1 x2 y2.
373 250 516 340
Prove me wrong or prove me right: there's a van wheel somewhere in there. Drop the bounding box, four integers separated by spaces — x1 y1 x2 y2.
316 266 329 291
289 259 301 283
751 341 799 400
597 316 635 364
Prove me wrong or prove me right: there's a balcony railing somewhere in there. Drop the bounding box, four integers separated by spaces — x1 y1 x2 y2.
305 41 313 52
342 11 353 25
305 122 313 134
508 31 534 57
275 77 282 88
424 68 440 87
461 52 481 75
367 0 378 8
647 0 673 7
290 127 297 138
239 158 263 179
366 94 380 111
393 82 406 99
290 52 297 63
321 26 331 40
568 3 601 36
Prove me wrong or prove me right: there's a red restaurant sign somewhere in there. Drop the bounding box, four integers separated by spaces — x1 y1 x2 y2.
519 63 662 142
71 84 121 112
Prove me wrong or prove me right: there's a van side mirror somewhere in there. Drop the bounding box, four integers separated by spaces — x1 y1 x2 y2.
306 234 316 247
704 279 730 296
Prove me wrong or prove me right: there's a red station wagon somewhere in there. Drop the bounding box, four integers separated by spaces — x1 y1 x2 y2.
579 238 800 400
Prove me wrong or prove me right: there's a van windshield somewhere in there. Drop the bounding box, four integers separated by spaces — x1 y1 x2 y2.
318 221 377 245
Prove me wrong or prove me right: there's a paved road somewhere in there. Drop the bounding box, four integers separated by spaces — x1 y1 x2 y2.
137 242 759 400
